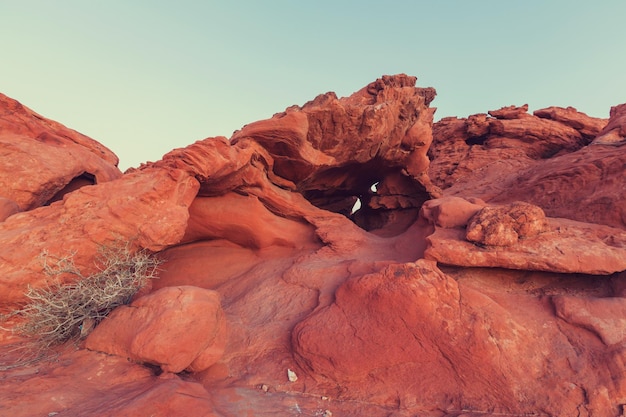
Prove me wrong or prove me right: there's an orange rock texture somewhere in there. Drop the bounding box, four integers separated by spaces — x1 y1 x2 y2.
0 93 121 210
84 285 227 373
1 75 626 416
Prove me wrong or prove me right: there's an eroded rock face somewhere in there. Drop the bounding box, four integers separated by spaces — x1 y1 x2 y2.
429 103 626 230
429 104 605 193
181 194 318 249
1 78 626 417
0 93 122 210
230 74 441 230
0 168 198 309
489 144 626 229
429 103 606 183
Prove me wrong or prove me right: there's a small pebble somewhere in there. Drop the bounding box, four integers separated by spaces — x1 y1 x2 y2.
287 368 298 382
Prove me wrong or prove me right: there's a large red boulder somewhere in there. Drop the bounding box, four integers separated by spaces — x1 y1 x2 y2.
85 285 227 373
292 260 615 415
465 201 549 246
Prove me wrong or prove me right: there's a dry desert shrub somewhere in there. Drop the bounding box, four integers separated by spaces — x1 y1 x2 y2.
0 243 160 366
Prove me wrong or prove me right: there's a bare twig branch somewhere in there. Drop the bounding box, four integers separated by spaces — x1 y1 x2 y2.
2 243 161 361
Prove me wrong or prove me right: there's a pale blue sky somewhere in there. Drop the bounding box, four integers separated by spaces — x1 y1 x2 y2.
1 1 624 170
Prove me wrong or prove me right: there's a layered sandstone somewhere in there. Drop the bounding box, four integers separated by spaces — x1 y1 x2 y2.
1 76 625 417
429 103 626 229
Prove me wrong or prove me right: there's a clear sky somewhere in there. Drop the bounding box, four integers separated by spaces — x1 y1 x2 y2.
1 1 624 170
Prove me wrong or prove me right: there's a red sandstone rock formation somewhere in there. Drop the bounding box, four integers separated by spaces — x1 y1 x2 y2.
593 103 626 145
0 93 121 211
85 285 227 373
1 76 625 417
429 104 626 229
465 201 549 246
425 206 626 274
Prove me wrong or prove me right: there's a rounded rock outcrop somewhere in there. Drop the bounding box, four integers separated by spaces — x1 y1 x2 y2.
465 201 549 246
85 285 227 373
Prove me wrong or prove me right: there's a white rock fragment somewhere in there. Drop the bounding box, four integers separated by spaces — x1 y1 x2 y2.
287 368 298 382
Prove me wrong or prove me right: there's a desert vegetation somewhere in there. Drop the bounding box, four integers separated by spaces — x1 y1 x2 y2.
1 243 160 365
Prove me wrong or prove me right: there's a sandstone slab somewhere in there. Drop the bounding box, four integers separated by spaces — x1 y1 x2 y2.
533 105 606 139
425 218 626 274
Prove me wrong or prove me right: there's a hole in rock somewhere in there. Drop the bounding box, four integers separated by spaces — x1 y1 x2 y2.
300 162 383 218
298 161 426 234
351 198 362 214
46 172 96 205
465 135 488 146
142 363 164 376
